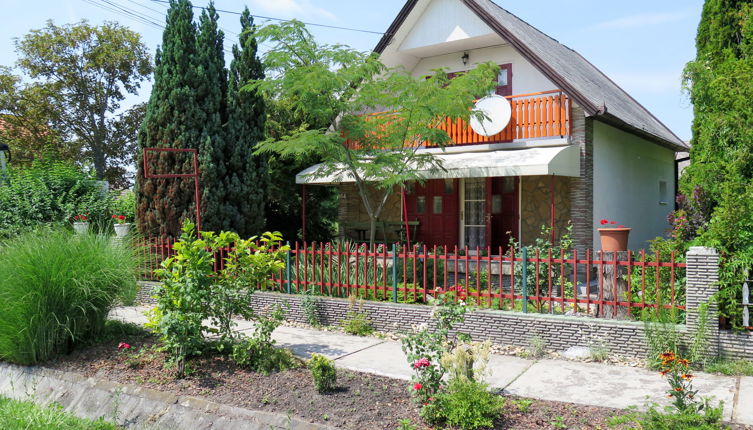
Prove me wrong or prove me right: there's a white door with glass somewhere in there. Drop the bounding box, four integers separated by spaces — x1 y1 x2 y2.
460 178 486 250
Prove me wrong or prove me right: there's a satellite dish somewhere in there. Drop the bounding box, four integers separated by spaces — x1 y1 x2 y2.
469 95 512 137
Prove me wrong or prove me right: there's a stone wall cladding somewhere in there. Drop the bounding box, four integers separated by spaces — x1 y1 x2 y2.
248 291 652 358
337 184 402 241
569 104 594 253
685 247 721 356
520 175 571 245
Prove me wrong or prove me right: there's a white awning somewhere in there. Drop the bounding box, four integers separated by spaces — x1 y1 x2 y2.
296 145 580 184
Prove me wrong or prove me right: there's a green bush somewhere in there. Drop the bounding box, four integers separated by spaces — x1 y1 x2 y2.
0 162 113 238
608 404 727 430
111 190 135 223
0 228 138 364
341 295 373 336
231 303 297 374
430 379 504 430
309 353 337 393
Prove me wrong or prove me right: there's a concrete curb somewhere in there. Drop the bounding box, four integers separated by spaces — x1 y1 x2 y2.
0 362 337 430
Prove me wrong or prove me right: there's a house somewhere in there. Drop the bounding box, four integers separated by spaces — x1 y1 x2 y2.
297 0 688 251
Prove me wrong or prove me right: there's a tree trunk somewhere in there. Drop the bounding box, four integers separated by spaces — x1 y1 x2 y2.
600 251 629 319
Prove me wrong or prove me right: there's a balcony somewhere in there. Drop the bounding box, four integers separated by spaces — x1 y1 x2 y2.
434 90 571 146
345 90 571 150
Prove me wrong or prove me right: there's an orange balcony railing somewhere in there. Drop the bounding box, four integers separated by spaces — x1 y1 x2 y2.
345 90 570 149
435 90 570 146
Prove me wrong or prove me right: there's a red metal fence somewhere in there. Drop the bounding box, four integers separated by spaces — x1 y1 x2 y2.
137 239 686 320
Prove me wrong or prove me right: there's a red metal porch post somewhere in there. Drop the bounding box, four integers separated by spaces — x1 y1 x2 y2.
550 174 555 244
401 186 411 245
301 184 307 243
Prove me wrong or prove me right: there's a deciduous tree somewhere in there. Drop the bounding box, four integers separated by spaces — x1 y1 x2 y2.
252 21 498 246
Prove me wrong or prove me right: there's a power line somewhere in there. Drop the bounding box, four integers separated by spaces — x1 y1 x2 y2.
83 0 236 55
149 0 386 35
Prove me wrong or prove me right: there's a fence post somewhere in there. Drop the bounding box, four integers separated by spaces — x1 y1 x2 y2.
285 242 292 294
521 247 528 313
392 243 398 303
685 246 720 359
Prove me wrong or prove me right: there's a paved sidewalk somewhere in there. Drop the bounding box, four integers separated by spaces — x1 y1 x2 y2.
110 306 752 426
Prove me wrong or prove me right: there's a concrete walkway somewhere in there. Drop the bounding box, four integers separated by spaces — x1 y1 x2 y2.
110 306 752 427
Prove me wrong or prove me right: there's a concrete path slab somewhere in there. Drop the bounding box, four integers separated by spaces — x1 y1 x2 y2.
272 325 383 360
505 359 737 420
736 376 753 425
335 341 532 389
485 354 534 389
335 341 411 380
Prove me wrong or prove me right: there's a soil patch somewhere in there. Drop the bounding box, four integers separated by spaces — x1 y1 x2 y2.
44 330 746 430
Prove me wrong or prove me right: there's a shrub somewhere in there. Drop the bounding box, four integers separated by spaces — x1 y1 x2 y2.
0 162 113 238
148 221 288 376
111 190 135 223
342 295 374 336
643 310 682 369
301 287 321 326
231 303 297 373
401 293 469 404
430 379 504 430
0 228 137 364
309 353 337 393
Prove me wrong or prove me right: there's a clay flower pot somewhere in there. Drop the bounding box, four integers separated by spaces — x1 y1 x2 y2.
598 228 631 252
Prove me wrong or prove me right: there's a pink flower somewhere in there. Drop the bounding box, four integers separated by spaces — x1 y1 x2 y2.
610 221 617 225
618 225 624 228
118 342 131 350
413 358 431 369
413 383 422 390
600 219 608 225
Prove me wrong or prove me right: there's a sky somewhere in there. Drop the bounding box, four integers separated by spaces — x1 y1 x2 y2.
0 0 703 141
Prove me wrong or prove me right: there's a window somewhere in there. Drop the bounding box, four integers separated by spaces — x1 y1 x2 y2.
433 196 443 214
659 180 668 205
492 195 502 214
416 196 426 214
444 179 454 194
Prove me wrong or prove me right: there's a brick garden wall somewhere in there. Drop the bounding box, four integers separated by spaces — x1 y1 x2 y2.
135 247 752 361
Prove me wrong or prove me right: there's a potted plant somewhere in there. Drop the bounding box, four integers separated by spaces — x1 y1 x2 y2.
112 214 131 238
597 219 631 252
72 214 89 235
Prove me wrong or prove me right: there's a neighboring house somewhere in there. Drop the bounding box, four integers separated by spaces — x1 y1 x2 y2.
297 0 688 251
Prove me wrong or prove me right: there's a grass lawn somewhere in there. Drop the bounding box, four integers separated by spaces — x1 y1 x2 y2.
0 396 118 430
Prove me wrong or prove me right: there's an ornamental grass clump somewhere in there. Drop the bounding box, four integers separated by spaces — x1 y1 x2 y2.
0 228 138 365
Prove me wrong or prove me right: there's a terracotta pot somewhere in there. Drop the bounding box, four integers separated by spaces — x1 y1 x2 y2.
73 222 90 235
598 228 631 252
114 223 131 238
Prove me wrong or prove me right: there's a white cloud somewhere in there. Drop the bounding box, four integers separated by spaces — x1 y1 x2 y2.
592 10 690 30
248 0 336 21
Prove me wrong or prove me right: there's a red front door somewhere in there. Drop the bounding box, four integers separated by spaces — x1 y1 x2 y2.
405 179 459 247
488 176 519 250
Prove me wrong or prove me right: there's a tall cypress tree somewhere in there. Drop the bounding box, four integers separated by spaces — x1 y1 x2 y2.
224 7 267 237
196 2 229 232
136 0 201 236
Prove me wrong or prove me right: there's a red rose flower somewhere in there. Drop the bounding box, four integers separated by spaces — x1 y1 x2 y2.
118 342 131 350
413 383 422 390
610 221 617 224
600 219 608 225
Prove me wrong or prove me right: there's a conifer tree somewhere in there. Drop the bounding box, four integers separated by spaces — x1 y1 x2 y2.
682 0 753 326
223 7 267 237
196 2 229 232
135 0 201 236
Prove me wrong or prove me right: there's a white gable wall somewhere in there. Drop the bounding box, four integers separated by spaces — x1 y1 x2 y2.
410 44 556 96
399 0 496 52
592 121 675 250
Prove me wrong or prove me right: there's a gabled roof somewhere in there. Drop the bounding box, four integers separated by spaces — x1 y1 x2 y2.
375 0 688 152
